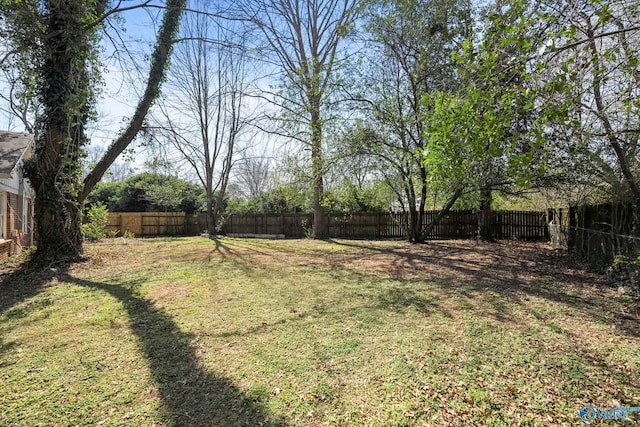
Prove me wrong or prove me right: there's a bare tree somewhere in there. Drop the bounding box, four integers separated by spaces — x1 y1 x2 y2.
237 0 360 238
0 59 36 132
152 3 248 234
82 144 135 183
234 156 272 199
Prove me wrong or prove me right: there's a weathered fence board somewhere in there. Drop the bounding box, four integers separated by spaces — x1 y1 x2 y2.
221 210 549 240
567 202 639 267
105 210 549 240
106 212 187 237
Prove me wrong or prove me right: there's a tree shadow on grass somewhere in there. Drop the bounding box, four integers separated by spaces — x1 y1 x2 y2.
62 273 283 427
0 258 63 316
374 285 453 318
326 239 640 338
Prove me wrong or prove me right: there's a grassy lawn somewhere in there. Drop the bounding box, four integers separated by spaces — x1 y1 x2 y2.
1 237 639 426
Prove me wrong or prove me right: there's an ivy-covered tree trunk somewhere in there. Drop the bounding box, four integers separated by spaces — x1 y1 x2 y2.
29 137 85 260
22 0 98 260
9 0 186 261
81 0 187 200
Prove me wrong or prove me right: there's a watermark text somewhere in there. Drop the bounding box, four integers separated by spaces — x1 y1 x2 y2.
579 405 640 423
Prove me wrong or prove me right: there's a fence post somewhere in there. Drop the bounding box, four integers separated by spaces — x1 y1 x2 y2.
546 209 554 239
558 208 563 229
568 206 576 253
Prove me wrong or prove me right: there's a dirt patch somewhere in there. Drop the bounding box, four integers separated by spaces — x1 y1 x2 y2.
330 239 606 287
147 284 193 302
235 238 605 287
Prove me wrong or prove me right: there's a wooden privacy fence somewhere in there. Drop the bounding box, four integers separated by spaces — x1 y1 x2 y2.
566 203 639 267
106 212 187 237
105 210 550 240
222 210 550 240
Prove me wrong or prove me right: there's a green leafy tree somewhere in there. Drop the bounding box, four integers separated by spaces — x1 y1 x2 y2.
82 202 109 241
86 181 125 212
422 0 555 241
87 172 205 213
350 0 472 242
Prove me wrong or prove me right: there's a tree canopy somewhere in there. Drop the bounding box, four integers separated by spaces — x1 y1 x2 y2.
87 172 205 214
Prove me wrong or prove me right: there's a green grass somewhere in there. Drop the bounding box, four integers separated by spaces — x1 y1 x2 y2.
1 237 639 426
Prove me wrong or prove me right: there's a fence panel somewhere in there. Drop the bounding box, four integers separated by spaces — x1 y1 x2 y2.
141 213 185 236
106 212 187 237
105 210 550 240
496 210 549 240
566 203 639 269
222 210 549 240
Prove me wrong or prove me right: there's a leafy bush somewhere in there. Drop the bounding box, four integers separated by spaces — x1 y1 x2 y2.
226 183 310 214
225 180 393 215
82 203 110 241
87 173 205 213
610 255 640 295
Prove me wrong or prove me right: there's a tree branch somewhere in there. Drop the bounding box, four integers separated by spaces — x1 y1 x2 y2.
81 0 187 201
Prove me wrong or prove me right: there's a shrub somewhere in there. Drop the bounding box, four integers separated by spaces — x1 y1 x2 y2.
82 203 110 241
610 255 640 296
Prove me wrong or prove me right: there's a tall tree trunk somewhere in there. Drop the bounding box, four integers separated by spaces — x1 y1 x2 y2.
408 208 419 243
310 107 328 239
404 173 418 242
478 186 494 242
415 166 427 242
632 200 640 237
30 130 84 260
23 0 94 260
206 186 215 236
418 187 464 242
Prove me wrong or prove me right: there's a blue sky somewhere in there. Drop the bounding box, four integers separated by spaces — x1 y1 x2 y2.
0 2 163 157
0 1 315 179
